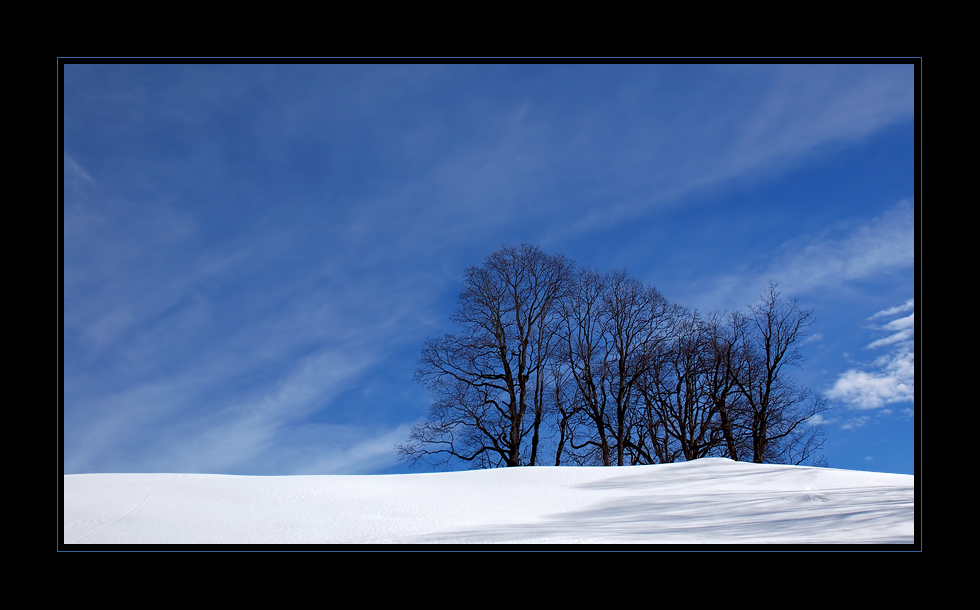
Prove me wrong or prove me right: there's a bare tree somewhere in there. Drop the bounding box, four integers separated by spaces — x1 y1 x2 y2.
398 244 573 469
556 269 615 466
556 269 671 466
639 309 726 462
730 282 828 464
703 310 752 462
401 250 829 471
548 360 579 466
633 400 683 464
603 270 672 466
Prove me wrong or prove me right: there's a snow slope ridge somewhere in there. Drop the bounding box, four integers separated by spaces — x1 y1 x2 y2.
63 458 914 544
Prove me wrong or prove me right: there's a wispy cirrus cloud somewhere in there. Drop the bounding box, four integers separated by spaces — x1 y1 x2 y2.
687 200 914 313
64 153 95 185
63 64 915 476
768 201 913 297
64 345 381 475
551 65 914 241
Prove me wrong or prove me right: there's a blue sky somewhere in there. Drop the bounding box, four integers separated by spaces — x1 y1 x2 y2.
62 63 916 477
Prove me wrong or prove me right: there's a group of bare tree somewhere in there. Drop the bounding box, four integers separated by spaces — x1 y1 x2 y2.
398 244 828 470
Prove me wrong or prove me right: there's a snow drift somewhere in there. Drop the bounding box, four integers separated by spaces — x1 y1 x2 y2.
63 458 914 544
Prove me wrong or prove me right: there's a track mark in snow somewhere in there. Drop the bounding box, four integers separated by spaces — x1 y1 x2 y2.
67 476 171 544
791 494 831 503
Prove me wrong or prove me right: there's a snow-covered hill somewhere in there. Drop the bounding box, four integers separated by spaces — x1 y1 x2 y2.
63 458 914 544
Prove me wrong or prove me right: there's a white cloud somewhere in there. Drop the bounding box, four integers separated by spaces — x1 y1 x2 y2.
867 329 914 350
827 301 914 411
870 299 914 320
841 416 870 430
863 311 914 349
806 413 837 426
881 313 914 331
828 363 913 409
